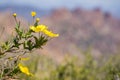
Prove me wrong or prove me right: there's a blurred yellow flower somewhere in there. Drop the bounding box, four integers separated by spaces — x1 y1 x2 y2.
13 13 17 17
37 25 48 31
8 57 13 60
31 11 36 17
20 57 29 61
30 25 47 32
36 18 40 22
30 26 36 31
30 24 59 37
18 63 33 76
43 29 59 37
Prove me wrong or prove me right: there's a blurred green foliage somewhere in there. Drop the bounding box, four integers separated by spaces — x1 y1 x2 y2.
19 51 120 80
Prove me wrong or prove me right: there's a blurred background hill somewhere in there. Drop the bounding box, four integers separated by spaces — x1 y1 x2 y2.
0 1 120 61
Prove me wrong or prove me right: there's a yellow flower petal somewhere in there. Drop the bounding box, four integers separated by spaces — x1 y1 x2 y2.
31 11 36 17
43 29 59 37
37 25 48 31
20 57 29 61
30 26 36 31
18 63 32 76
30 25 48 32
8 57 13 60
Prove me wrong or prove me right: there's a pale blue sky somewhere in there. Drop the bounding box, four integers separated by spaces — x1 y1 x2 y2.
1 0 120 17
1 0 120 9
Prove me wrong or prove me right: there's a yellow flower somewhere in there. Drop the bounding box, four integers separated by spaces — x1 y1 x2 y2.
31 11 36 17
30 26 36 31
37 25 48 31
18 63 33 76
43 29 59 37
36 18 40 22
30 25 47 32
30 24 59 37
8 57 13 60
20 57 29 61
13 13 17 17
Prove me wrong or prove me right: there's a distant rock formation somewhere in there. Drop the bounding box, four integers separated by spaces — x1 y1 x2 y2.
41 8 120 58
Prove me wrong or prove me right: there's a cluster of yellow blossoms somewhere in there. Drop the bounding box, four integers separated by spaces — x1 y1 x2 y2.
30 25 59 37
13 11 59 38
30 11 59 37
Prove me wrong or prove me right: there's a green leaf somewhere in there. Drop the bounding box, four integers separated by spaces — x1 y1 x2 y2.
33 35 48 49
34 22 38 27
25 40 34 51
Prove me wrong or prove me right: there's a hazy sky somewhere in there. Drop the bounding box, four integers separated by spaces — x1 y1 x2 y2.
1 0 120 9
1 0 120 17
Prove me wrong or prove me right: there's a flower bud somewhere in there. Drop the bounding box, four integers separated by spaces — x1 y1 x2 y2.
36 18 40 22
31 11 36 17
13 13 17 17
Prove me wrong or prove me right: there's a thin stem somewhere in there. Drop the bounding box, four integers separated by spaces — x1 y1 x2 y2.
0 69 3 79
32 17 35 25
14 17 18 25
0 27 5 39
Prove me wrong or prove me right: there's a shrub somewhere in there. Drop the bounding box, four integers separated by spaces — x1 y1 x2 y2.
0 11 59 80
